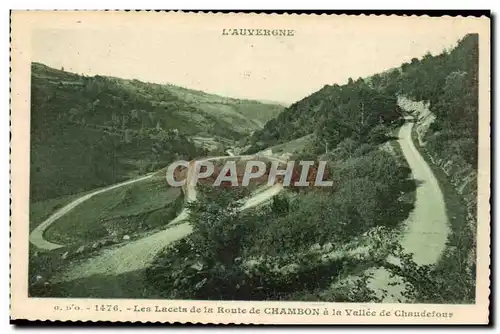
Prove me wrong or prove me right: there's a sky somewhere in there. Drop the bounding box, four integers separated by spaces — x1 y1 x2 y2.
30 13 479 104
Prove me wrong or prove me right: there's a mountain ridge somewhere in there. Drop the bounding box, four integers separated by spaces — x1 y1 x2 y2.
30 62 284 201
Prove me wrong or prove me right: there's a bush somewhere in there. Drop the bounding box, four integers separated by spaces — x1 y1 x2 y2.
270 194 290 215
367 124 390 144
146 139 416 301
385 244 475 303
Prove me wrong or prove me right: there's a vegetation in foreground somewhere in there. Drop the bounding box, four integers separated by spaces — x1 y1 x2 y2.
30 191 88 232
146 34 478 303
146 139 417 301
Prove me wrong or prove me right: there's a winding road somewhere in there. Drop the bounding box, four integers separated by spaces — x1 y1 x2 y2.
367 119 449 301
30 174 154 251
33 117 450 295
30 154 284 281
397 121 449 265
58 184 284 282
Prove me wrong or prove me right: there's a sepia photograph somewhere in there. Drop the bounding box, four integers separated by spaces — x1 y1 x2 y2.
10 11 491 324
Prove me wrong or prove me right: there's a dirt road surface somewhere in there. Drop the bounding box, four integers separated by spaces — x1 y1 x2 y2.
30 174 154 251
367 120 449 301
53 156 284 282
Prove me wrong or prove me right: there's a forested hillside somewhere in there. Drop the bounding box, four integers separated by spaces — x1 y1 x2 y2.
247 34 478 166
371 33 478 167
145 34 480 303
382 34 479 303
245 72 402 154
30 63 283 201
146 57 420 301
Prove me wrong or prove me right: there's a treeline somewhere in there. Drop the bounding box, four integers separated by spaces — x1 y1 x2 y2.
372 33 479 166
246 77 402 154
31 64 246 143
247 34 478 168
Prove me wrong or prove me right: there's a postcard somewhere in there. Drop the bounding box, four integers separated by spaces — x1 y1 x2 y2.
10 11 491 324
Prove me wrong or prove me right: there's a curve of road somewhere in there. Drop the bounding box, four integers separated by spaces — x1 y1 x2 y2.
398 121 450 265
30 174 155 250
367 120 450 301
37 120 449 296
31 154 285 282
58 184 283 282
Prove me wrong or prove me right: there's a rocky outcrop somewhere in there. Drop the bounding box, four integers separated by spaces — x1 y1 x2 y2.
398 97 435 146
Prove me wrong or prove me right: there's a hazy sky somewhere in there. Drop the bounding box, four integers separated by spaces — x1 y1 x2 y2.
31 13 479 104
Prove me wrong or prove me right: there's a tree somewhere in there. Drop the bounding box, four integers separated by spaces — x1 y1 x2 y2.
271 194 290 214
367 124 390 144
330 138 360 160
371 74 382 89
146 187 255 299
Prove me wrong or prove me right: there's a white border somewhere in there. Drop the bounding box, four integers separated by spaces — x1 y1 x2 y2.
4 2 497 332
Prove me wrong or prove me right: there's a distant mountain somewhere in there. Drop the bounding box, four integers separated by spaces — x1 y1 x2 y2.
30 63 284 201
257 99 291 108
159 84 285 129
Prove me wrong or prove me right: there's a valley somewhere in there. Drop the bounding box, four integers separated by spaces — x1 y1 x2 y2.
28 34 478 303
30 63 284 202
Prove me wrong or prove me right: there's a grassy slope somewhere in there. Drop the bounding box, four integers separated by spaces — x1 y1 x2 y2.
42 175 182 244
107 72 283 136
30 124 127 201
30 192 87 232
164 84 284 126
33 269 160 298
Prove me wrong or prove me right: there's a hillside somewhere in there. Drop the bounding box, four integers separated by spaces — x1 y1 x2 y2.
372 34 478 167
381 34 479 303
239 34 479 303
29 35 480 304
162 84 283 129
30 63 283 201
245 75 402 154
246 34 477 165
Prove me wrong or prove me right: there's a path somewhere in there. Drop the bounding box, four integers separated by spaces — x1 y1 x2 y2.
367 119 449 301
398 121 449 264
58 183 283 282
30 174 154 250
39 154 285 282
